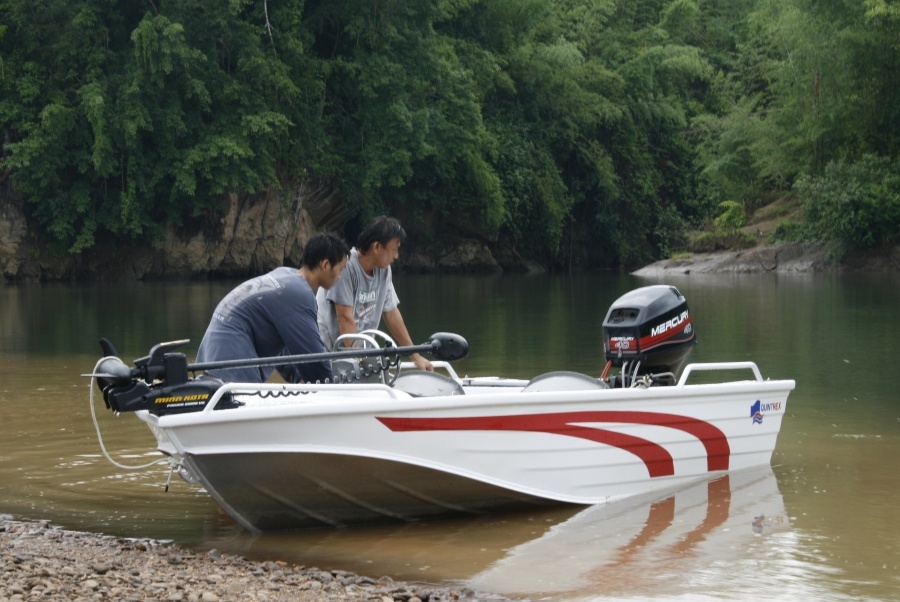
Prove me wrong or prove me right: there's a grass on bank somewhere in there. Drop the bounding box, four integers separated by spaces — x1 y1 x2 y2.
678 154 900 259
679 196 802 255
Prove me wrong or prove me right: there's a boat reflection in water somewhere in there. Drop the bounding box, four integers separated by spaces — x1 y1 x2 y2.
200 467 791 600
466 466 790 599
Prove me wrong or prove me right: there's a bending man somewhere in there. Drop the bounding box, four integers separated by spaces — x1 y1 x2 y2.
317 216 433 372
196 233 349 383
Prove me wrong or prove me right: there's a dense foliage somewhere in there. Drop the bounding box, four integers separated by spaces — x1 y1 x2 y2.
1 0 897 268
796 155 900 255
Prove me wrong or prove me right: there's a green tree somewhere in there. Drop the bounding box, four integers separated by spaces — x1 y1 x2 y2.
1 0 299 253
440 0 711 269
796 155 900 254
299 0 504 230
566 0 711 268
694 0 900 220
4 0 894 274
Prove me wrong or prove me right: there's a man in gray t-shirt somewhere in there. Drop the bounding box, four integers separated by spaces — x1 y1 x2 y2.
197 233 349 383
317 217 433 372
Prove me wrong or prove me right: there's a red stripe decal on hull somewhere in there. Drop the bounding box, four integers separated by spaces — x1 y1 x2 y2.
377 411 730 478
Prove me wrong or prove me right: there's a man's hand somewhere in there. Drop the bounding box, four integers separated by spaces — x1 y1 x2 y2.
383 309 434 372
410 352 434 372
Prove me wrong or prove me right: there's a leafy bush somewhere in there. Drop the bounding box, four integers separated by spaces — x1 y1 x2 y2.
795 155 900 250
770 219 807 243
713 201 747 230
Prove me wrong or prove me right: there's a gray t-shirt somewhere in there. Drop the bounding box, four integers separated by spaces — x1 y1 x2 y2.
316 249 399 351
196 267 332 383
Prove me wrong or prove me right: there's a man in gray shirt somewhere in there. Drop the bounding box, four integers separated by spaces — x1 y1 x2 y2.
196 233 349 383
317 216 433 372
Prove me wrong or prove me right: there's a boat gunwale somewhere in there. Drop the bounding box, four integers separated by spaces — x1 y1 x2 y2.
153 376 796 431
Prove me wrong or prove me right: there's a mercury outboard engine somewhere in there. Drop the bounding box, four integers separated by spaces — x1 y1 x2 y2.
602 285 695 387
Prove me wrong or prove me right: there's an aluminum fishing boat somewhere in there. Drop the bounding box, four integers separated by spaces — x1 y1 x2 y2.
86 285 795 532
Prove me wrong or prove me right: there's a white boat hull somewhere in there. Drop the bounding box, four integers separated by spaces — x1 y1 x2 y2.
138 363 794 532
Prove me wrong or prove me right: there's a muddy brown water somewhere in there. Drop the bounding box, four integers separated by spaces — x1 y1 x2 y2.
1 273 898 600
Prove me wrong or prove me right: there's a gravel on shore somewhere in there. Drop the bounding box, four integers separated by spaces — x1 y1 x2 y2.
1 518 518 602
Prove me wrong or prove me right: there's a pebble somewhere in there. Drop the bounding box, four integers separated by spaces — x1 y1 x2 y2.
0 518 519 601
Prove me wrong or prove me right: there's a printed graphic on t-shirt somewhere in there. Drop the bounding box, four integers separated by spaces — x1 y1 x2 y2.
355 289 378 330
212 272 282 323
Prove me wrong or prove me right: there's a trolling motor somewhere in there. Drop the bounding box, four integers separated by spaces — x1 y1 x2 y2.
601 285 696 387
85 333 469 416
88 339 236 415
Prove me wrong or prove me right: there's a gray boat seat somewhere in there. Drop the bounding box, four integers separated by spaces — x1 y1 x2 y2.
523 371 609 392
392 370 465 397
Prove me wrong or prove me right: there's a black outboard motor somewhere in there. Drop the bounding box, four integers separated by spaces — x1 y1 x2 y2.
602 285 696 387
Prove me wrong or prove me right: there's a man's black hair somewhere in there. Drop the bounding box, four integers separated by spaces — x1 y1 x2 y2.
301 232 349 269
357 216 406 253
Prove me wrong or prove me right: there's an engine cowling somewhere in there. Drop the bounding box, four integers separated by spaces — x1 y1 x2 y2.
602 285 696 383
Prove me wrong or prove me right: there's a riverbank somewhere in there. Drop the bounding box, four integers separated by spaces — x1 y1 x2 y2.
635 195 900 276
633 241 900 276
0 518 516 602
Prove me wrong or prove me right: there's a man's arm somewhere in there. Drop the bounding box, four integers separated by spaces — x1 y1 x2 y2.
383 308 434 371
334 303 359 346
274 288 332 383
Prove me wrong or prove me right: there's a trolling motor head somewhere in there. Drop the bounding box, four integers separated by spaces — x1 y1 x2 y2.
428 332 468 362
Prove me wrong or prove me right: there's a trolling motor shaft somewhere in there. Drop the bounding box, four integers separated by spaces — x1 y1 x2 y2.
86 333 468 416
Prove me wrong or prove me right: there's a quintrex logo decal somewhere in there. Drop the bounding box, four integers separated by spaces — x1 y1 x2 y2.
378 411 730 478
751 400 764 424
750 399 783 424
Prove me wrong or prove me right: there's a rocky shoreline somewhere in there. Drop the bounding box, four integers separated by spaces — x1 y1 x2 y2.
632 242 900 276
0 518 517 602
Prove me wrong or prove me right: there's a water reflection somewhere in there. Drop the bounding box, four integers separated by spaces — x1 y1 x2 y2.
195 497 585 582
196 468 827 601
468 468 795 599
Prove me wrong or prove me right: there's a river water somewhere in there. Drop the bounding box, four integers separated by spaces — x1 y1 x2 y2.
1 272 897 601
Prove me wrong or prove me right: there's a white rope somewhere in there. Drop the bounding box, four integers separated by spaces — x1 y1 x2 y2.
89 357 167 470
